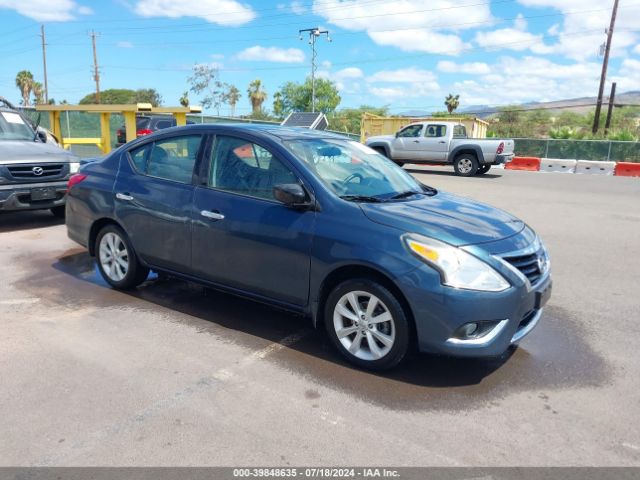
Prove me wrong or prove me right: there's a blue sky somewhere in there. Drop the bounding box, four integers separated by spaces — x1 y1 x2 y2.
1 0 639 115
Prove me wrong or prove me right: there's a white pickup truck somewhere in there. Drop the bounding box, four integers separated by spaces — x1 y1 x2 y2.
365 121 514 176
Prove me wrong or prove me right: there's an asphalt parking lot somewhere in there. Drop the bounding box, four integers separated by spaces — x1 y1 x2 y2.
1 168 639 467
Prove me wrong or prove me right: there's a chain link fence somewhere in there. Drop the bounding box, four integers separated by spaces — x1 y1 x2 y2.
514 138 640 163
17 110 359 158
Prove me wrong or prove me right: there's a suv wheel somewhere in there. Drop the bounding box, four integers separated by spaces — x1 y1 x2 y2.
50 206 66 218
453 154 479 177
476 164 492 175
324 279 410 370
95 224 149 289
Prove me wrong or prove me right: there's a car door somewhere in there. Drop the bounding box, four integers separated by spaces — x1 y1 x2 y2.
421 124 449 162
392 124 424 160
113 134 203 272
191 134 315 306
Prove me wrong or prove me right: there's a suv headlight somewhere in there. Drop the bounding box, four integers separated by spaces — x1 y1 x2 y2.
69 162 81 174
404 234 510 292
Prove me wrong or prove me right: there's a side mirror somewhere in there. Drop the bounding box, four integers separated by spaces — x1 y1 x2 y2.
273 183 309 208
395 132 400 138
36 130 47 143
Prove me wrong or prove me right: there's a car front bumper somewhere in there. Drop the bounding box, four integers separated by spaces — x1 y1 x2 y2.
396 264 552 357
0 181 67 212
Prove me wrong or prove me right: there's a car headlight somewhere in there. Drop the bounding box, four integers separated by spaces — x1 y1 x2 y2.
404 234 510 292
69 162 81 174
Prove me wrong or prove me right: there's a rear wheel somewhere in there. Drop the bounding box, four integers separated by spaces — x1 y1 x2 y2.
324 279 410 370
476 164 492 175
453 154 479 177
95 224 149 289
50 206 66 218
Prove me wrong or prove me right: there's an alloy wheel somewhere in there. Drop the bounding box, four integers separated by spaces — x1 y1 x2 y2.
99 232 130 282
333 291 396 361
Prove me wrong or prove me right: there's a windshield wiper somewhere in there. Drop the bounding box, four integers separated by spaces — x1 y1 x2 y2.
340 194 386 203
389 190 423 200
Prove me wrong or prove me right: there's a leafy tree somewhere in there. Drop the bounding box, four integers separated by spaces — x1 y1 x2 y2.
444 94 460 114
275 77 340 114
188 64 226 114
223 85 241 117
134 88 162 106
15 70 34 106
179 91 189 107
328 105 389 134
79 88 162 106
247 79 267 115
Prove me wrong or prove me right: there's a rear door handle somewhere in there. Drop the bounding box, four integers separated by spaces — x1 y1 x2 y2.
413 140 420 143
439 141 447 144
201 210 225 220
116 193 133 201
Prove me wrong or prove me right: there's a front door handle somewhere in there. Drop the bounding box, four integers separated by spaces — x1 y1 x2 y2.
439 141 447 144
413 140 420 143
201 210 225 220
116 193 133 201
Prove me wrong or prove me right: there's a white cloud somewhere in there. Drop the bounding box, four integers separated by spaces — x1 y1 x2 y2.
290 0 306 14
613 58 640 92
367 67 438 85
517 0 639 60
474 14 551 54
116 41 134 49
312 0 491 56
237 46 305 63
365 67 440 100
437 60 491 75
452 56 603 105
634 44 640 55
318 67 364 94
0 0 92 21
210 53 225 60
133 0 255 26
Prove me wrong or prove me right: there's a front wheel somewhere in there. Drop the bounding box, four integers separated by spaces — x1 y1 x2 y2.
95 224 149 289
476 164 492 175
324 279 410 370
453 154 479 177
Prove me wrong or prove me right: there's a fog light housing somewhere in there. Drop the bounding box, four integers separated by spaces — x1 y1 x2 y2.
454 321 501 340
461 323 478 337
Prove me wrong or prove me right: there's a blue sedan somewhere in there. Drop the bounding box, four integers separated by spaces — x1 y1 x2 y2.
65 124 552 370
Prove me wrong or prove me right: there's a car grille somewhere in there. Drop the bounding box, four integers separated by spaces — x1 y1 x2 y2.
7 164 65 179
502 251 545 285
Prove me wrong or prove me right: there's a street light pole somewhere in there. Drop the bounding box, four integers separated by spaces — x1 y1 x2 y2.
299 27 331 113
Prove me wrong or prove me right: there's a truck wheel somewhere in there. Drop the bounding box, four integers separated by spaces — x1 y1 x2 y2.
476 164 491 175
50 206 66 218
453 154 479 177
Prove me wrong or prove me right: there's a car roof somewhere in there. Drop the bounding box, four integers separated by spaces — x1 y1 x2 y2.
152 123 349 141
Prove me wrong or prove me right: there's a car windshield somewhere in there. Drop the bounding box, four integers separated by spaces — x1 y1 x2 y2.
0 111 35 141
285 138 425 201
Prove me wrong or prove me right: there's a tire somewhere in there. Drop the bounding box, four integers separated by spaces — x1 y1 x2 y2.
453 154 479 177
95 224 149 290
324 278 411 370
476 164 492 175
50 206 66 218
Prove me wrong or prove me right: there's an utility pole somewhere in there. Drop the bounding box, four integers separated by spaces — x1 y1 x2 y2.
40 25 49 104
592 0 619 134
90 30 101 103
299 27 331 113
604 82 617 134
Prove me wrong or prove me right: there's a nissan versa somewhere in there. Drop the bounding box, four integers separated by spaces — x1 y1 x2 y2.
66 124 552 370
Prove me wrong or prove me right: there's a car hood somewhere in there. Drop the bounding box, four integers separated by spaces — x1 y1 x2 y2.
360 191 525 247
0 140 78 164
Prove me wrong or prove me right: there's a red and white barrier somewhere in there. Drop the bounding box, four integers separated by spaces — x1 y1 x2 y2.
614 162 640 177
540 158 577 173
505 157 541 171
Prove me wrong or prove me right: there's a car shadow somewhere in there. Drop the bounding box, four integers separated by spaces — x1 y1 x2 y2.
0 210 64 233
404 166 503 179
37 249 608 411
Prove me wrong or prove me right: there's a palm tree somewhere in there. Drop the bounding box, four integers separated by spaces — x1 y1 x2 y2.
273 91 284 118
226 85 241 117
15 70 34 106
247 79 267 115
444 94 460 114
179 91 189 107
32 82 44 104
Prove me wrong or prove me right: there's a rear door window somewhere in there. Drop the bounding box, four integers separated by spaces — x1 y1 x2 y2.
128 135 202 184
424 125 447 137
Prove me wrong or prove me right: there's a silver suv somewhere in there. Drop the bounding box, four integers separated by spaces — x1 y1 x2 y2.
0 102 80 217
